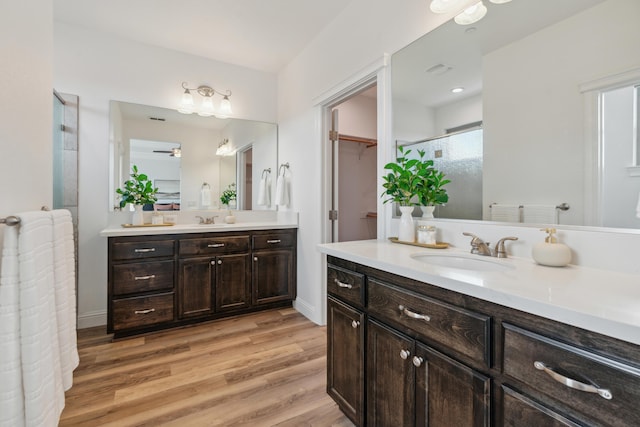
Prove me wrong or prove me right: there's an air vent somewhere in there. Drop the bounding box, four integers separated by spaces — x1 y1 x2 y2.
425 63 453 75
149 117 166 121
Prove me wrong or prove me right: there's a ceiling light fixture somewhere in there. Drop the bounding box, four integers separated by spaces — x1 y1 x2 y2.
454 1 488 25
215 138 234 156
489 0 512 3
429 0 467 14
178 81 233 118
451 87 465 93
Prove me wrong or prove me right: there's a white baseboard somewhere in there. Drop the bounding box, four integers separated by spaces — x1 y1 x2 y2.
293 298 324 325
77 310 107 329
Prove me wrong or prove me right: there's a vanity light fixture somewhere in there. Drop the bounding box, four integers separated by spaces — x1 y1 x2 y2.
454 1 487 25
178 81 233 118
215 138 234 156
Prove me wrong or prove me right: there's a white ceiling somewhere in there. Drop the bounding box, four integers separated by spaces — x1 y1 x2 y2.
53 0 353 73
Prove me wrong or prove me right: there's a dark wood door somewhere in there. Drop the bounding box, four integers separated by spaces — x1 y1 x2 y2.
414 342 491 427
178 257 214 318
367 320 415 427
502 386 583 427
327 297 365 426
252 249 293 305
215 253 251 312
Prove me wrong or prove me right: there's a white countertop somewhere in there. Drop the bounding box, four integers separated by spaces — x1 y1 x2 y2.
100 222 297 237
318 239 640 346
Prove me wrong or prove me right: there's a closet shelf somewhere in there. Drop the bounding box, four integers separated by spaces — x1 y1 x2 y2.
338 134 377 148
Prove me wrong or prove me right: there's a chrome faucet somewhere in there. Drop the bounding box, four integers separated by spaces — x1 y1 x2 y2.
463 232 518 258
196 215 218 224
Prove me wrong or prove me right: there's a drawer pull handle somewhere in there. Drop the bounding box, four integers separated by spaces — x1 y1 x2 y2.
134 274 156 281
400 349 411 360
533 361 613 400
351 320 360 329
334 279 353 289
134 248 156 253
398 305 431 322
412 356 424 368
267 239 282 244
208 243 225 248
134 308 156 315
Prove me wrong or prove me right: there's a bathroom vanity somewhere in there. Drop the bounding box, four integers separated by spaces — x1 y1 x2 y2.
319 240 640 427
103 224 296 338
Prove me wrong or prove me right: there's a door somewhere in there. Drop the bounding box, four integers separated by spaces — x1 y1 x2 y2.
414 342 491 427
367 320 415 426
252 249 293 305
178 257 214 318
327 297 365 426
215 253 251 311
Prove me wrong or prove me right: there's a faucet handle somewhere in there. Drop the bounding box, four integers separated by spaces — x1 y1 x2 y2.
463 232 491 255
208 215 219 224
495 236 518 258
195 215 205 224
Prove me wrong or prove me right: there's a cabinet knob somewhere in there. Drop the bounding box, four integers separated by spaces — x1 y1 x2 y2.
218 259 223 265
351 320 360 329
211 260 216 266
254 256 258 261
400 349 411 360
412 356 424 367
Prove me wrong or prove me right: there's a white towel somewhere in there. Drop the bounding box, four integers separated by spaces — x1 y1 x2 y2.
0 219 24 427
0 209 78 427
201 187 211 207
51 210 79 391
489 204 521 222
522 205 558 224
275 171 289 207
257 176 271 207
636 191 640 218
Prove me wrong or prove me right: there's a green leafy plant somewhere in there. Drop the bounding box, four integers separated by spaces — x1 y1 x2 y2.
116 165 158 208
220 183 237 206
381 146 450 207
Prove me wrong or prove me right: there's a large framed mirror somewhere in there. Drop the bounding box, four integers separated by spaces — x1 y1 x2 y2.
109 101 278 211
392 0 640 229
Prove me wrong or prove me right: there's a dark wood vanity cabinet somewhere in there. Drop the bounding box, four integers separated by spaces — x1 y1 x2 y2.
108 228 296 338
326 255 640 427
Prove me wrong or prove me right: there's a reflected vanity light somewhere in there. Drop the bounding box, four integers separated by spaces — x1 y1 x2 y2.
178 81 233 118
216 138 235 156
430 0 511 26
451 87 465 93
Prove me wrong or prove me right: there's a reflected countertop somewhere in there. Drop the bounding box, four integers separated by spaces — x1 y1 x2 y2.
317 239 640 346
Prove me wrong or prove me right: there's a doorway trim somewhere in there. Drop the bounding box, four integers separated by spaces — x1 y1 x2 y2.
312 54 390 324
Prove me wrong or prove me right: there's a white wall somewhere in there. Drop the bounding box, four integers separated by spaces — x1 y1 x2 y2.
277 0 453 323
483 0 640 225
0 1 53 241
54 23 277 327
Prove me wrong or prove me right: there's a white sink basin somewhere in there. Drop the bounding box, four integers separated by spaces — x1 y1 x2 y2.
411 253 514 272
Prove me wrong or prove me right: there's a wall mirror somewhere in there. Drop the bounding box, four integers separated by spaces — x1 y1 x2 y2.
392 0 640 229
109 100 278 212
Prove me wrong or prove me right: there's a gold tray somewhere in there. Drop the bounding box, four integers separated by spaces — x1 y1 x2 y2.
121 223 175 228
389 237 449 249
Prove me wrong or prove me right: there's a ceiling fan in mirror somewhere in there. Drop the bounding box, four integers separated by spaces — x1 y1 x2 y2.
152 147 182 157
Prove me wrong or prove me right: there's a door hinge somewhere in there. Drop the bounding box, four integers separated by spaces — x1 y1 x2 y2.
329 210 338 220
329 130 339 141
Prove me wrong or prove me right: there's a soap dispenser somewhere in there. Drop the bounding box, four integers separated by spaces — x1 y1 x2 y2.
532 228 572 267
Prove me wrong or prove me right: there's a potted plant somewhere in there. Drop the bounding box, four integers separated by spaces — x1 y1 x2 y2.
381 146 426 242
116 165 158 225
415 153 450 218
220 183 237 223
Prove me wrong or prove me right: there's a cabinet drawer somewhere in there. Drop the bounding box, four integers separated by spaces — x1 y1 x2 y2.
327 265 364 308
252 231 295 250
180 235 249 255
112 293 174 330
368 279 490 366
111 239 175 260
503 323 640 427
112 260 174 296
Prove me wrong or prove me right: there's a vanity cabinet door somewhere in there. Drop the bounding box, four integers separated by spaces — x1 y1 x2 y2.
414 342 491 427
367 320 415 427
327 297 365 427
252 249 294 305
178 257 214 318
215 253 251 312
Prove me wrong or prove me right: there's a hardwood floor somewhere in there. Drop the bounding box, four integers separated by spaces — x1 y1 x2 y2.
60 308 354 427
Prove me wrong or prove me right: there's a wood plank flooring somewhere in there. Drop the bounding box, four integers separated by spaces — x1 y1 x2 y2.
60 308 354 427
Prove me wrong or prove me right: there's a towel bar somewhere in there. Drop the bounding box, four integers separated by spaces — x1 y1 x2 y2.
1 206 50 226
